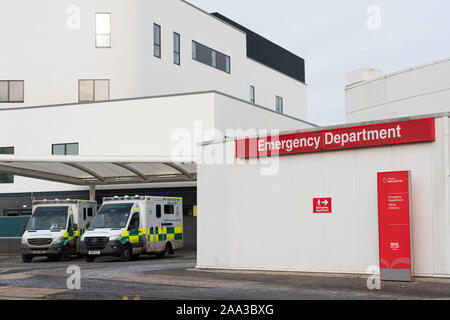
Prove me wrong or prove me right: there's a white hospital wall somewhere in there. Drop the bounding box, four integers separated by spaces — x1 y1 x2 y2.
197 116 450 277
0 92 313 193
346 58 450 122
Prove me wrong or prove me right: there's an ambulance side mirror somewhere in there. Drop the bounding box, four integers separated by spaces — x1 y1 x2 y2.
20 225 26 234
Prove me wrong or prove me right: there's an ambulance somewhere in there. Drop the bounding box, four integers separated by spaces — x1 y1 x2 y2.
21 199 97 263
80 196 183 262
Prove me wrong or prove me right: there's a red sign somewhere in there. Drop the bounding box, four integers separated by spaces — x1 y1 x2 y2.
236 118 435 159
313 198 332 214
377 171 413 282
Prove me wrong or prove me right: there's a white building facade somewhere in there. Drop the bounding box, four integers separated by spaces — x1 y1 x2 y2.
346 58 450 122
0 0 311 216
0 0 307 118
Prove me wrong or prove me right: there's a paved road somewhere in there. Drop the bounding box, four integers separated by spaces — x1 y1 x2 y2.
0 251 449 300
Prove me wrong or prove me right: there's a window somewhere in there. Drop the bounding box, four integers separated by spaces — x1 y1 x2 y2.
68 215 74 231
52 143 79 155
0 147 14 184
128 212 140 230
79 79 109 102
156 205 161 218
173 32 180 65
192 41 231 73
4 209 32 217
250 86 255 104
164 205 174 215
154 24 161 58
276 96 283 114
0 81 24 103
83 208 93 221
96 13 111 48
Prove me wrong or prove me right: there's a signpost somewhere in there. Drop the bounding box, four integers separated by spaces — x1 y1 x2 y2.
377 171 413 282
313 198 332 214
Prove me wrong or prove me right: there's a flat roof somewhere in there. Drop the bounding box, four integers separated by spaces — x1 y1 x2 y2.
346 56 450 90
0 90 316 127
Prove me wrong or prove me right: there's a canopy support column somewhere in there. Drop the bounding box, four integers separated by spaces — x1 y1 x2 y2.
89 184 96 201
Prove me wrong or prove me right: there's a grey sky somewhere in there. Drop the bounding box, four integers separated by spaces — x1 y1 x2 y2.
188 0 450 125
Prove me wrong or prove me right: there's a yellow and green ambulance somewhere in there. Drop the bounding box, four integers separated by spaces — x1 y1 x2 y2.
21 199 97 262
80 196 183 262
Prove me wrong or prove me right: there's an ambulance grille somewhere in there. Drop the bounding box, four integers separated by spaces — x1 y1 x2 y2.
84 237 109 250
28 238 53 246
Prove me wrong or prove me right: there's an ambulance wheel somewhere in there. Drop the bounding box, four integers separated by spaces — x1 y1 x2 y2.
22 254 33 263
157 243 171 258
84 256 95 263
59 246 71 262
120 244 132 262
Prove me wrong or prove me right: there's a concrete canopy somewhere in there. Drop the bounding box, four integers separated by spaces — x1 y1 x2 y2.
0 156 197 187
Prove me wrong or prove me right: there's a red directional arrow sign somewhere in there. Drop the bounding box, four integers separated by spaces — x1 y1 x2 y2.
313 198 332 214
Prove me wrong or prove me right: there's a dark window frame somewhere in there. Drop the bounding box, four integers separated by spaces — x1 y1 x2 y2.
164 205 175 215
51 143 79 156
192 40 231 74
0 146 14 184
250 86 255 104
276 96 284 114
173 32 181 65
154 23 161 58
0 80 24 103
156 205 162 218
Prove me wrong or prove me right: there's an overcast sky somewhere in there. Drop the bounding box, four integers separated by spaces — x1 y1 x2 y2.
188 0 450 125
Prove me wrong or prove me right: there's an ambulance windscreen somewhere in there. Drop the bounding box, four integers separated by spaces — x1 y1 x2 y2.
27 206 69 231
89 203 133 229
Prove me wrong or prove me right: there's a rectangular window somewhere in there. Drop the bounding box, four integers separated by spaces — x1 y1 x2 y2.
156 205 161 218
164 205 174 215
173 32 180 65
154 24 161 58
96 13 111 48
192 41 231 74
276 96 284 114
250 86 255 104
52 143 79 155
0 147 14 184
78 79 110 102
0 81 24 103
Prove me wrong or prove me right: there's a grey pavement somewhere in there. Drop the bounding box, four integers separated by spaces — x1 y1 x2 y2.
0 251 449 300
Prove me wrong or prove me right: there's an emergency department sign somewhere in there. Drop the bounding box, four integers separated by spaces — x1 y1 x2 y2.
313 198 332 214
377 171 413 282
236 118 435 159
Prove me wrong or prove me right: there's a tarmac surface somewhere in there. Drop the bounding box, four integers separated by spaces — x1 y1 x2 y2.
0 251 449 300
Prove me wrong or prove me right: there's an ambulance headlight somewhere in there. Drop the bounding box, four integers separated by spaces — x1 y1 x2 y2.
21 238 27 245
109 234 122 241
53 236 64 245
